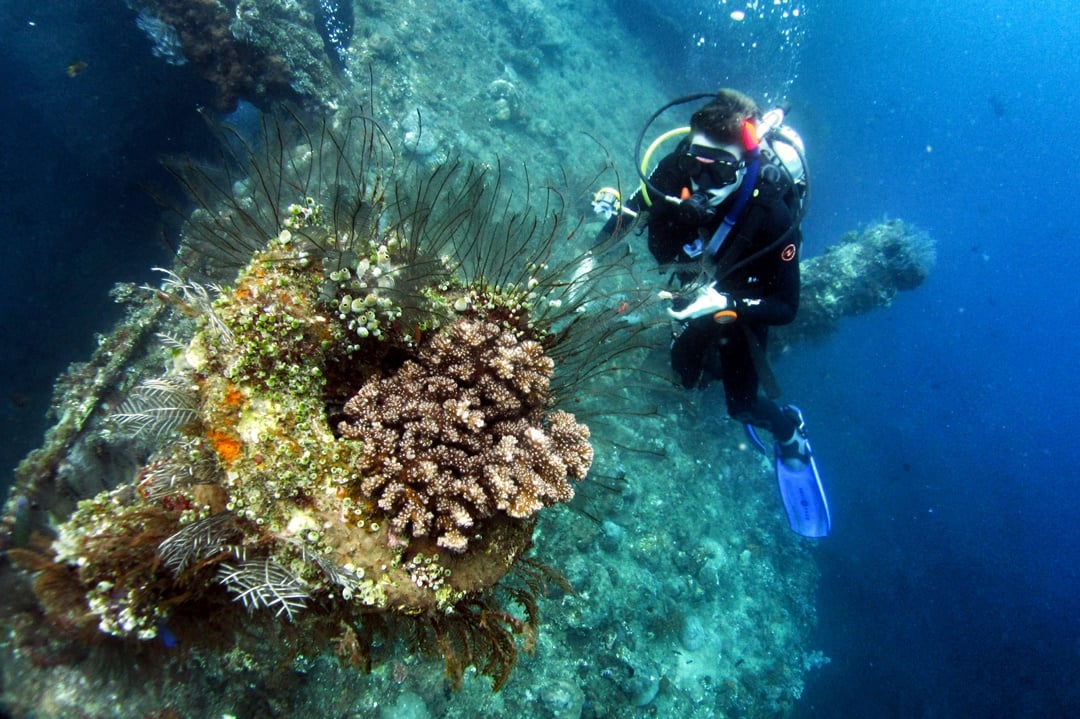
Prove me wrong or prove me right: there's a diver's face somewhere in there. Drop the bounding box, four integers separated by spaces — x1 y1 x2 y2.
686 133 745 203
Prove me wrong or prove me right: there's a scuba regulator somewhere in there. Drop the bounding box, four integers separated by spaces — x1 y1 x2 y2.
591 186 636 220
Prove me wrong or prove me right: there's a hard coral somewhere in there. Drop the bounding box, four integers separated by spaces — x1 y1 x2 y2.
338 318 592 552
5 110 646 691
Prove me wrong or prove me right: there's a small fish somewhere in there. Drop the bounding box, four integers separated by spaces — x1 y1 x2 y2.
988 94 1005 118
156 620 178 649
66 60 88 78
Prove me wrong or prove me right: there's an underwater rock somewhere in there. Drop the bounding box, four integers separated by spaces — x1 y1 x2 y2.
379 691 430 719
487 79 523 124
134 11 187 65
598 519 624 553
400 108 443 161
604 655 662 707
776 218 936 349
539 679 586 719
680 613 707 652
130 0 294 112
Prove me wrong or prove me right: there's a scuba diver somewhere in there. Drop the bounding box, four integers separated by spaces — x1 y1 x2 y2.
595 88 830 537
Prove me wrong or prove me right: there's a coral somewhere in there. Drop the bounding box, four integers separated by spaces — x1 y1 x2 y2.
337 318 592 552
3 110 646 691
48 492 189 640
775 218 937 348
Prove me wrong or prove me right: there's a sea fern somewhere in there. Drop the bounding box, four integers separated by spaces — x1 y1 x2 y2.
112 375 200 439
217 556 310 621
135 440 220 503
148 267 234 346
157 512 242 575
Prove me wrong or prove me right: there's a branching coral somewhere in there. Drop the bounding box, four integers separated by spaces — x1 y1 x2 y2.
338 318 592 552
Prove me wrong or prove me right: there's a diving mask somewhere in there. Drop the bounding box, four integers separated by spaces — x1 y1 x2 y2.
688 145 742 186
686 136 745 191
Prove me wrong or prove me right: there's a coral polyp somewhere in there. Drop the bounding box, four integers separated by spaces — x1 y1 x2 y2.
7 110 649 688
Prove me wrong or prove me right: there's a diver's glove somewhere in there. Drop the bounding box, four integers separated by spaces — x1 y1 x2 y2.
664 283 738 323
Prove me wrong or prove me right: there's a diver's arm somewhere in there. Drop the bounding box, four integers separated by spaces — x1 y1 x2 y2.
598 150 685 241
728 206 801 325
730 250 799 325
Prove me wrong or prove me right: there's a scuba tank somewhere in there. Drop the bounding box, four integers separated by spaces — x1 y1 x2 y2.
753 107 808 215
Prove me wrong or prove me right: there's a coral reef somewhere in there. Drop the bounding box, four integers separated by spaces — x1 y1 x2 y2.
0 1 911 715
124 0 671 212
1 109 648 694
0 146 929 718
0 109 934 717
776 218 937 348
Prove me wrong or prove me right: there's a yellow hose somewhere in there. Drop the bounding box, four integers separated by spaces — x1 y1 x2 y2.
639 126 690 207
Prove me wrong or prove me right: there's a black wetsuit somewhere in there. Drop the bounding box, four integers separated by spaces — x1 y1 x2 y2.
608 141 804 439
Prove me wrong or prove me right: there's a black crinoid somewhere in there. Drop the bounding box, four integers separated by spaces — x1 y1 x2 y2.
12 104 661 689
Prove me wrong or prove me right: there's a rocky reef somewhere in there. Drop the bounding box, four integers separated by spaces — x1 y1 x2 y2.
1 109 651 699
777 218 937 349
128 0 301 112
0 3 940 718
126 0 665 182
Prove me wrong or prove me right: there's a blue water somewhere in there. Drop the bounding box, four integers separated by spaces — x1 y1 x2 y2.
781 2 1080 715
2 0 1078 715
0 0 216 477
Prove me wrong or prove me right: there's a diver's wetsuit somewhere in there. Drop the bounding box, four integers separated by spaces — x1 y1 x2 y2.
607 141 803 439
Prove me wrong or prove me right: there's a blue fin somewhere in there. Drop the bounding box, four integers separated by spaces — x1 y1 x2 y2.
775 441 831 538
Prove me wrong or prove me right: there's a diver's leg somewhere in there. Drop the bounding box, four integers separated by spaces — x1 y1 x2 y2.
720 329 829 535
717 327 789 427
670 317 719 389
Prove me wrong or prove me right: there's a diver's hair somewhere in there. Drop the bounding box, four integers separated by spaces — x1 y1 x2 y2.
690 89 760 145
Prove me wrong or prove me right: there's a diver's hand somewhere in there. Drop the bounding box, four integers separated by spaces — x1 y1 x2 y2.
665 284 734 321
